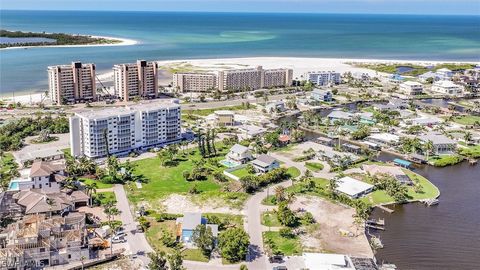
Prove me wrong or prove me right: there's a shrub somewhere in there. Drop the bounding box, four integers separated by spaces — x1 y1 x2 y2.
279 228 295 238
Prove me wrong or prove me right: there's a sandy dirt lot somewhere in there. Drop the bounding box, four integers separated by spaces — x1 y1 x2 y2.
290 195 373 257
160 194 244 215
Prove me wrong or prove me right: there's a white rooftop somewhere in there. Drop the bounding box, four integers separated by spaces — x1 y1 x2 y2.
214 110 235 116
303 253 355 270
328 110 352 120
335 177 374 198
433 80 461 88
369 133 399 143
402 81 423 86
76 100 180 119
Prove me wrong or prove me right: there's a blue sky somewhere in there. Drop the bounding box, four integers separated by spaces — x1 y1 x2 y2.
1 0 479 15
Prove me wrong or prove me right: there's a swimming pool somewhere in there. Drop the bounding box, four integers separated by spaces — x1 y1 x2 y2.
220 159 240 168
8 181 19 191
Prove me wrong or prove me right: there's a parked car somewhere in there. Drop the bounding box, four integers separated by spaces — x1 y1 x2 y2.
272 266 287 270
269 255 284 263
111 236 126 243
136 224 144 232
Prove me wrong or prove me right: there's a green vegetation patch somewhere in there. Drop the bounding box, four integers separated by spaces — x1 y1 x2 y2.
459 144 480 159
231 167 253 178
305 162 324 172
263 231 302 256
183 104 256 117
94 191 117 205
80 178 114 189
261 211 281 227
429 155 464 167
286 167 301 178
451 115 480 126
182 248 210 262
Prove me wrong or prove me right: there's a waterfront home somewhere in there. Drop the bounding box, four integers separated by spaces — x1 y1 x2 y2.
315 137 335 147
237 124 267 140
418 71 436 82
367 133 400 146
335 176 374 199
373 99 408 111
226 144 253 164
0 213 90 268
265 100 286 113
311 89 333 102
436 68 454 79
389 74 405 83
352 72 371 83
327 110 353 122
9 160 66 193
431 80 464 96
342 143 362 154
363 164 413 185
400 81 424 96
251 154 280 173
176 213 218 244
213 110 235 126
357 112 376 125
419 132 457 155
302 253 378 270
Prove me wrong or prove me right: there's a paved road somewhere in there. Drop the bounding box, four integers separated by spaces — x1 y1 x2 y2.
269 152 336 179
113 184 153 266
245 179 293 270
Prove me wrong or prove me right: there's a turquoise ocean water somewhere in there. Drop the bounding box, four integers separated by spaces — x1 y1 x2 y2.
0 10 479 95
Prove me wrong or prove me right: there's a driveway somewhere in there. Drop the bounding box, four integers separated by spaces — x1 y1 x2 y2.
245 179 293 270
269 151 336 179
113 184 153 266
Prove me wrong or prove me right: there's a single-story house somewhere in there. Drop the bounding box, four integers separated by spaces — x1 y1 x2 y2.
410 117 441 126
327 110 353 122
13 189 89 215
237 125 267 140
176 213 218 244
342 143 362 154
367 133 400 146
251 154 280 173
226 144 253 164
315 137 335 147
335 176 374 199
357 112 376 125
363 164 413 185
303 253 355 270
419 132 457 155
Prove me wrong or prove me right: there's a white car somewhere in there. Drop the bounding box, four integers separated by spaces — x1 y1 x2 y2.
112 236 126 243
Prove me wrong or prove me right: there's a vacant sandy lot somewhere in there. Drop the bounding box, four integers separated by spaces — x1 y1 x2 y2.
161 194 244 215
290 195 373 257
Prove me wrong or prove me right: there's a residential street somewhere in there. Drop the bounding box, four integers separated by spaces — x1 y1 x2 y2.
113 184 153 266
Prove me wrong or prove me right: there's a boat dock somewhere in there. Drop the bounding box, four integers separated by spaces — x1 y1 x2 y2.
367 218 385 226
367 224 385 231
421 198 439 206
376 205 394 213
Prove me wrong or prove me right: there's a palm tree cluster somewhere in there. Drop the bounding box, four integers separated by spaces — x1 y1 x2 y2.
367 173 408 203
197 129 217 158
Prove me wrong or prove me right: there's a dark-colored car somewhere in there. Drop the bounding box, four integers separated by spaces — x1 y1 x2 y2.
269 255 284 263
272 266 287 270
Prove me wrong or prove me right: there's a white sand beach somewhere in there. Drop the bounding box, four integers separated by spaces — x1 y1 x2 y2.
2 56 478 104
0 35 138 51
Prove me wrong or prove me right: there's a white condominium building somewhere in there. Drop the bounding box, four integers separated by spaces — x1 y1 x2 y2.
173 73 217 92
400 81 424 96
70 100 181 158
113 60 158 101
217 66 293 91
47 62 96 105
305 71 341 86
431 80 464 96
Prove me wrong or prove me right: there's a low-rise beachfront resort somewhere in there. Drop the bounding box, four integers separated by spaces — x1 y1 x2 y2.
1 57 479 270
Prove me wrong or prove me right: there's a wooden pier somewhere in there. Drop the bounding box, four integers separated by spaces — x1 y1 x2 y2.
376 205 394 213
366 224 385 231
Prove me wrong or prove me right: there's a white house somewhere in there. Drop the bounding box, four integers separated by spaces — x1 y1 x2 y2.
311 89 333 102
10 161 65 193
431 80 463 96
305 71 341 86
335 176 374 199
400 81 424 96
265 100 286 113
410 117 441 126
420 132 457 155
327 110 352 122
367 133 400 146
226 144 253 164
251 154 280 173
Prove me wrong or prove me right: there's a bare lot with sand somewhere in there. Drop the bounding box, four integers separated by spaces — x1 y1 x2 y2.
160 194 244 215
290 195 373 257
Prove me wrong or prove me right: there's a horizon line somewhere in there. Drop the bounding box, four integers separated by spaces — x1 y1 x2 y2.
2 9 479 17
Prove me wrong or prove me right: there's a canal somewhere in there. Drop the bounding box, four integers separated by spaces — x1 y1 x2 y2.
372 152 480 270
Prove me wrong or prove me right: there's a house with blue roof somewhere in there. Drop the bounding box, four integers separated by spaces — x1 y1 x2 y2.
176 213 218 244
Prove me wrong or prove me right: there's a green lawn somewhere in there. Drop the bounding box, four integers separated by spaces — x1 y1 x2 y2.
231 167 253 178
80 178 113 189
0 152 15 174
95 191 117 205
127 145 250 209
263 231 302 256
360 170 440 205
262 195 277 206
305 162 324 172
183 249 209 262
261 211 281 227
429 155 464 167
144 219 177 253
451 115 480 125
459 144 480 159
286 167 301 178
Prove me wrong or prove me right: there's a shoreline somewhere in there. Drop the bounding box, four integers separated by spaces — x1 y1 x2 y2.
1 56 479 103
0 34 138 50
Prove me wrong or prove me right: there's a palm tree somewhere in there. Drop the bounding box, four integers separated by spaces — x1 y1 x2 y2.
423 140 434 160
274 186 286 202
103 202 121 255
464 132 472 145
85 182 98 205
